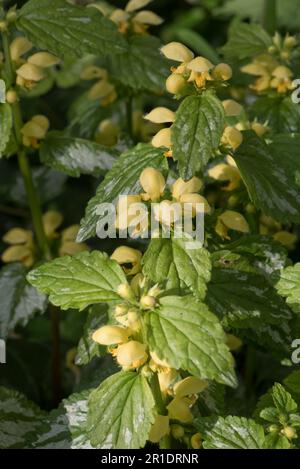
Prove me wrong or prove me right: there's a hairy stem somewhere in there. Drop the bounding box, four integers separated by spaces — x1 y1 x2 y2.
262 0 277 35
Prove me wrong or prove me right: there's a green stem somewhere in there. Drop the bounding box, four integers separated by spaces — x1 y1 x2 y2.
151 373 165 415
50 305 62 407
262 0 277 35
125 96 134 140
2 30 51 260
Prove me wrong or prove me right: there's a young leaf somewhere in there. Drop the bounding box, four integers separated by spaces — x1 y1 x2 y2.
32 390 93 449
0 386 45 449
272 383 298 414
172 92 225 179
75 304 108 366
198 416 266 449
27 251 127 310
222 21 272 59
108 35 171 93
77 143 168 242
142 236 211 299
276 263 300 313
40 132 118 177
16 0 127 58
234 132 300 224
0 103 12 158
145 295 236 386
264 432 291 449
87 371 156 449
0 263 47 339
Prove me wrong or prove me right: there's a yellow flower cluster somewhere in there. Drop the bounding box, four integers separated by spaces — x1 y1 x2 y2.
10 37 59 90
21 115 49 149
259 215 297 250
89 0 163 35
80 65 117 106
160 42 232 95
114 167 211 237
1 211 88 267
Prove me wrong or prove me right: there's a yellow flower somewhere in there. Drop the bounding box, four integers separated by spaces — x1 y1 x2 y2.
151 127 172 149
270 66 294 93
148 415 170 443
173 376 208 398
251 121 269 137
132 11 163 27
212 63 232 81
1 227 34 267
115 195 148 236
116 340 148 369
150 351 171 369
140 294 156 309
111 246 142 275
117 283 136 300
158 368 179 394
222 99 244 117
21 115 49 148
241 54 279 93
172 177 202 200
125 0 153 13
139 167 165 201
10 36 32 63
179 193 211 216
226 333 243 351
16 52 59 90
221 126 243 150
186 56 214 89
95 119 120 147
80 66 108 81
167 397 193 423
273 231 297 250
208 163 241 191
92 325 131 346
27 52 60 68
42 210 63 239
154 200 182 226
171 424 185 439
216 210 250 239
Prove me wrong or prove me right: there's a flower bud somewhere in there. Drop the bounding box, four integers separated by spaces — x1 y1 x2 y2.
167 397 193 423
222 99 243 116
165 74 186 94
130 273 145 297
174 376 208 398
268 424 279 433
117 283 135 300
273 231 297 250
140 295 156 309
212 63 232 81
172 177 202 200
161 42 194 62
219 210 250 233
282 426 296 439
171 424 185 439
144 107 175 124
116 340 148 368
151 128 172 148
6 90 18 104
111 246 142 275
140 167 165 201
208 163 241 191
191 433 202 449
92 325 131 345
284 35 297 48
148 415 170 443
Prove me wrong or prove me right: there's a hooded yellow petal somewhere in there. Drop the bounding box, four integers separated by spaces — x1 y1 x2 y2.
219 210 249 233
42 210 63 238
165 73 186 94
140 167 165 200
10 37 32 62
3 228 32 245
133 10 163 25
27 52 60 68
172 177 202 200
144 107 175 124
88 80 115 100
92 325 131 346
116 340 148 368
222 99 244 116
16 63 44 82
149 415 170 443
59 241 88 257
174 376 208 398
1 245 33 266
187 56 214 73
126 0 153 12
167 397 193 423
160 42 194 63
151 127 172 148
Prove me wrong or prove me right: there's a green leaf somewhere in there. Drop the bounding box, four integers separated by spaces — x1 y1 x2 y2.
16 0 127 59
87 371 156 449
199 416 266 449
276 263 300 313
259 407 280 423
0 79 6 103
0 386 45 449
40 131 118 177
250 96 300 134
206 268 293 356
234 132 300 224
145 295 236 386
32 390 92 449
283 371 300 405
27 251 127 311
77 143 168 242
108 35 170 93
0 263 47 339
142 236 211 299
172 92 225 179
75 304 108 366
272 383 298 414
0 103 12 157
264 432 291 449
222 21 272 59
